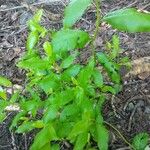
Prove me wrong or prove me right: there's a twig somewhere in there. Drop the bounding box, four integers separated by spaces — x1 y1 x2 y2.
127 103 139 132
104 121 136 150
0 0 61 12
90 0 101 59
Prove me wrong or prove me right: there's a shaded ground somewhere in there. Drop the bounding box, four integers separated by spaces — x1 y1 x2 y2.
0 0 150 149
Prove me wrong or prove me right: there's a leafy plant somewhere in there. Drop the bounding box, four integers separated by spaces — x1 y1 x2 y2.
132 132 149 150
0 0 150 150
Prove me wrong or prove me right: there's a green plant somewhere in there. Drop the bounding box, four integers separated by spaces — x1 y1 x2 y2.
0 0 150 150
132 132 149 150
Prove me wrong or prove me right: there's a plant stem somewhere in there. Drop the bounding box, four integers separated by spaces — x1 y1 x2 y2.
91 0 101 59
104 121 136 150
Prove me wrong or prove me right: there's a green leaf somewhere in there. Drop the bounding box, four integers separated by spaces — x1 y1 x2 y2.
52 29 89 53
78 57 95 88
30 124 58 150
103 8 150 32
10 111 26 130
43 41 53 57
0 112 6 123
96 124 109 150
10 92 20 103
21 99 42 117
0 86 7 100
0 76 12 87
68 120 89 140
132 132 149 150
63 0 92 27
93 69 103 88
55 121 74 138
16 121 34 133
38 74 60 94
32 120 44 128
33 9 43 23
60 52 78 69
74 132 88 150
28 20 47 36
18 56 49 71
26 31 39 53
101 85 116 94
110 35 120 59
43 106 58 123
60 103 79 121
62 65 81 81
51 144 60 150
96 53 121 84
74 86 84 105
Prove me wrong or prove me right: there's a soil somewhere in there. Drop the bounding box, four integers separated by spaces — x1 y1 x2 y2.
0 0 150 150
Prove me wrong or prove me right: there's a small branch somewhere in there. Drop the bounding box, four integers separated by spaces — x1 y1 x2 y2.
90 0 101 60
0 0 62 12
104 121 136 150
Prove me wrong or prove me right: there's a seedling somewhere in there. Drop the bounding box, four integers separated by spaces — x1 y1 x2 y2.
0 0 150 149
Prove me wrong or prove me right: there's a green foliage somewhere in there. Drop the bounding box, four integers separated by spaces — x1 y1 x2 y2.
0 76 12 87
1 1 150 150
132 132 149 150
63 0 92 27
103 8 150 32
52 29 89 53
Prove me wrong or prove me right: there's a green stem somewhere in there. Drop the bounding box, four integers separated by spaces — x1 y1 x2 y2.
104 121 136 150
91 0 101 59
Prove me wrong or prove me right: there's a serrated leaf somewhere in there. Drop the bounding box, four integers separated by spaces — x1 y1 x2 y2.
60 103 79 121
110 72 121 84
32 120 44 128
93 69 103 88
52 29 89 53
63 0 92 27
62 64 81 81
78 57 94 88
51 144 60 150
60 52 77 69
101 85 116 94
26 31 39 53
33 9 43 23
132 132 149 150
96 124 109 150
97 53 121 84
74 132 88 150
21 99 42 117
10 111 26 130
103 8 150 32
0 112 6 123
110 35 120 59
74 86 84 105
38 74 60 94
18 56 49 71
0 86 7 100
10 92 20 103
43 106 58 123
30 124 57 150
28 20 47 36
68 120 89 140
43 41 53 57
16 121 34 133
0 76 12 87
56 121 73 138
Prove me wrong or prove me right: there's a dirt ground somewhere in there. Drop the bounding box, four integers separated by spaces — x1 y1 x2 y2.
0 0 150 150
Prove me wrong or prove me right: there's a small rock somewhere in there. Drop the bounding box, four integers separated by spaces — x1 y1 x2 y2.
128 102 134 111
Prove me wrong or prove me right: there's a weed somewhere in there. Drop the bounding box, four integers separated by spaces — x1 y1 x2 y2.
0 0 150 149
